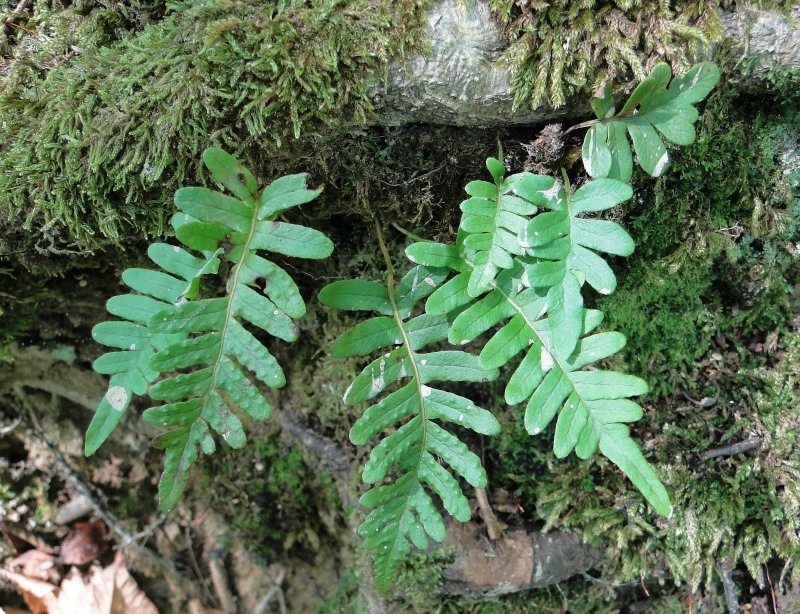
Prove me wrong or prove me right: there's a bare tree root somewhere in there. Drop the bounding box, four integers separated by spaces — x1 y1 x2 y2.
442 522 602 598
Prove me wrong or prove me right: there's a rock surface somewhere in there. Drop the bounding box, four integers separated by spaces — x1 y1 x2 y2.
377 1 800 127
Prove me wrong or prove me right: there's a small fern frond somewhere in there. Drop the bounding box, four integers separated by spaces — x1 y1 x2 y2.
320 256 500 592
88 148 332 512
407 241 671 517
583 62 721 181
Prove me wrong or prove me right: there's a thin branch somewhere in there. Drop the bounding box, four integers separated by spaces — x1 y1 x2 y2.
184 526 215 607
778 558 793 594
701 437 762 461
254 567 287 614
208 548 236 614
474 488 502 541
765 563 777 614
717 559 740 614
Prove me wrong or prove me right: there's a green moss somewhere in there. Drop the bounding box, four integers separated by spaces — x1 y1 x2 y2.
0 0 432 252
390 548 455 612
201 431 341 558
490 0 795 111
597 91 799 397
490 0 721 110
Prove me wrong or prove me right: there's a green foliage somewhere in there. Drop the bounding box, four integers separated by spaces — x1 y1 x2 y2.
408 167 669 516
203 432 340 558
0 0 432 251
319 264 500 592
490 0 723 110
599 91 800 397
582 63 720 181
319 61 716 591
87 148 332 511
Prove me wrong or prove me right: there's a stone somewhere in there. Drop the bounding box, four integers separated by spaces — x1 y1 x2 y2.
376 1 800 127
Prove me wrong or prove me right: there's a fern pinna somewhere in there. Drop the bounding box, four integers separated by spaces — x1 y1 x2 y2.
87 148 333 511
319 226 500 592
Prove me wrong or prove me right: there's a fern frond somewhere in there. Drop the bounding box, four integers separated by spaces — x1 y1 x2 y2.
407 241 671 517
583 62 721 181
460 157 552 297
88 148 332 512
320 262 500 592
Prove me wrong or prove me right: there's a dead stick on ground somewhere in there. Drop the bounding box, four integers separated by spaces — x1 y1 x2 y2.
701 437 762 461
208 548 236 614
718 559 740 614
475 488 502 541
184 526 216 607
778 558 794 594
254 567 287 614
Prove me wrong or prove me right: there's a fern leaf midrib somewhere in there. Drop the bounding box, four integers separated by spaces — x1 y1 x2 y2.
463 254 602 434
385 272 430 566
373 216 439 579
191 194 260 425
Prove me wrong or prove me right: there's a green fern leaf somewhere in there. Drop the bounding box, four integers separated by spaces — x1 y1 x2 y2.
320 263 500 592
142 150 331 511
459 158 553 297
88 148 331 512
583 63 720 181
86 241 222 456
408 241 671 516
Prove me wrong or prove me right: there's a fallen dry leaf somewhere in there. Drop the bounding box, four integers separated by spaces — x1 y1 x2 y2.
0 568 60 614
9 550 59 583
58 552 158 614
59 520 107 566
2 552 158 614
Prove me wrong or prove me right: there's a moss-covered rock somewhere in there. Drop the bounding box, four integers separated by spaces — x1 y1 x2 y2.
0 0 432 253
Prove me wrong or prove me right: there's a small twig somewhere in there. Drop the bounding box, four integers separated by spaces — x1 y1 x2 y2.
13 0 30 12
778 558 793 594
581 572 640 589
718 559 740 614
377 163 445 188
184 526 216 607
0 418 21 436
254 567 287 614
474 488 502 541
208 549 236 614
681 388 718 407
701 437 762 461
765 564 778 614
390 222 428 244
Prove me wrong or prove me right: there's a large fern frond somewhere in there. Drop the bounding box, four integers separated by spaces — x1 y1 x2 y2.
320 261 500 592
407 240 671 517
88 148 333 511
